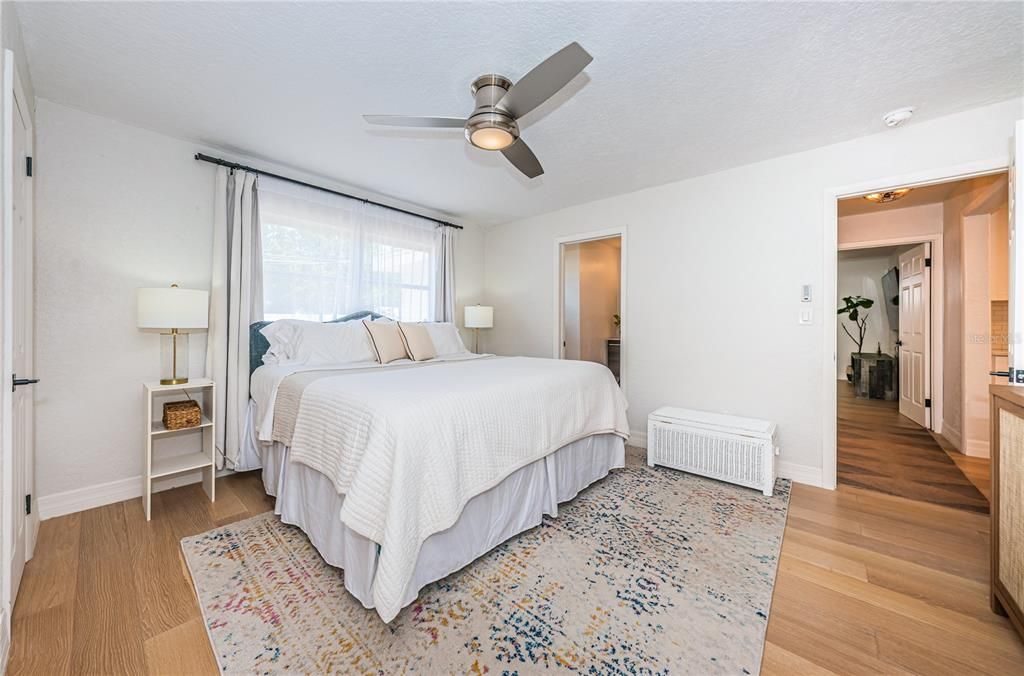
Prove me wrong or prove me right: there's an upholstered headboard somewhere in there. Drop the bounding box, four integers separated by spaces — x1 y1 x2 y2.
249 310 386 375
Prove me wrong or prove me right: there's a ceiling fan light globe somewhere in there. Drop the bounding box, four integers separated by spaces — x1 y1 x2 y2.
470 127 515 150
465 110 519 151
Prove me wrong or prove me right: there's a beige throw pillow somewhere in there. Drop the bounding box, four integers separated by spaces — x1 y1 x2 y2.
363 320 409 363
397 322 438 361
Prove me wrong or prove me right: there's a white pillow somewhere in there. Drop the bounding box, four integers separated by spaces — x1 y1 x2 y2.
260 321 301 364
260 319 377 365
424 322 469 356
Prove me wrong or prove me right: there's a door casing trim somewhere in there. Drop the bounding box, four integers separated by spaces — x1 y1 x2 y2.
822 157 1008 490
552 226 628 392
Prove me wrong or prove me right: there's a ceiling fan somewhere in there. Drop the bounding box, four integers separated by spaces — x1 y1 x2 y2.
363 42 593 179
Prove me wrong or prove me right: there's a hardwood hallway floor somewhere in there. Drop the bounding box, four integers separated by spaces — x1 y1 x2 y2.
836 383 990 513
8 447 1024 674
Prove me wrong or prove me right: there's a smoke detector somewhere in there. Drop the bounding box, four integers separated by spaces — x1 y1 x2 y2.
883 107 916 128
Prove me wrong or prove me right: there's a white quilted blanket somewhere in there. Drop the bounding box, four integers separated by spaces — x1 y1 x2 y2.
286 356 629 622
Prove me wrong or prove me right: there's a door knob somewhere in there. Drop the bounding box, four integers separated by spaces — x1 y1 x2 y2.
11 374 39 392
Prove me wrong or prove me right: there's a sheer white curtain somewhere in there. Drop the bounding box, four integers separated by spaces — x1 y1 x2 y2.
435 225 457 322
259 177 451 322
207 167 262 469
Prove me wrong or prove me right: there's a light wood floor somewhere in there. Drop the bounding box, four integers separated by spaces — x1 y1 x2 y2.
9 454 1024 674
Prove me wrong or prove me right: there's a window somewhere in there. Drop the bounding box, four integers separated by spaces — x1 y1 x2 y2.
259 177 439 322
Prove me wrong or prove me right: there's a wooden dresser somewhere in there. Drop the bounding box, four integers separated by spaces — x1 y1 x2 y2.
990 385 1024 640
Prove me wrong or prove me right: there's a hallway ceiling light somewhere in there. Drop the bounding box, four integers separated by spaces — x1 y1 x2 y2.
863 188 912 204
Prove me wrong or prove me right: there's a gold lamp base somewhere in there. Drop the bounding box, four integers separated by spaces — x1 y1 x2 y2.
159 329 190 385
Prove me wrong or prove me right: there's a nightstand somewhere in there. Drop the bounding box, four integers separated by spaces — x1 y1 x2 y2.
143 378 216 520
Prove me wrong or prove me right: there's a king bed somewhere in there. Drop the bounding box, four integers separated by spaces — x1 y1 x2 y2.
243 311 629 622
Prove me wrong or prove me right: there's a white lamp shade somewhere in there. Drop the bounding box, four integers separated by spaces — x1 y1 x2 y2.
137 287 209 330
464 305 493 329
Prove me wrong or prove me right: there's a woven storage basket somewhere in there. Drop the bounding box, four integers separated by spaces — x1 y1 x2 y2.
163 400 201 430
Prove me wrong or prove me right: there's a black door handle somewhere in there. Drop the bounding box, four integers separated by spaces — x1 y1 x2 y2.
12 374 39 392
990 371 1010 378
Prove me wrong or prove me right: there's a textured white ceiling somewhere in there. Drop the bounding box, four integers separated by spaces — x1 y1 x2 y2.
17 1 1023 226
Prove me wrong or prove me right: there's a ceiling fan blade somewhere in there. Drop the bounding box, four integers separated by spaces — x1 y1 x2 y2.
363 115 466 128
497 42 592 119
501 139 544 179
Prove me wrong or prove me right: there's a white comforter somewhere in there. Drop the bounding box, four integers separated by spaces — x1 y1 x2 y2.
277 356 629 622
249 352 491 443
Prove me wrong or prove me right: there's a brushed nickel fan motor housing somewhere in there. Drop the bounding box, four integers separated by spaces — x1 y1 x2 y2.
465 74 519 150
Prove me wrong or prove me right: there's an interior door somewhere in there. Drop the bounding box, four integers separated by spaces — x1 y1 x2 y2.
2 51 34 610
898 242 931 427
1009 120 1024 385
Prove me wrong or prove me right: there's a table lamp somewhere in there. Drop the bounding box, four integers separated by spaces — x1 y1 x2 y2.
137 284 209 384
464 304 493 353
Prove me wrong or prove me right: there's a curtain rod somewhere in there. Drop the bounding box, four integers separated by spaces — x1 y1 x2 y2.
194 153 463 230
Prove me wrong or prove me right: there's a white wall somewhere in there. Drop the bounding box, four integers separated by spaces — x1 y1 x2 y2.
990 203 1009 301
962 212 992 455
34 99 217 503
577 239 620 365
953 177 1010 456
941 174 1006 452
838 203 942 246
33 99 485 511
562 239 620 365
482 97 1022 484
836 253 899 380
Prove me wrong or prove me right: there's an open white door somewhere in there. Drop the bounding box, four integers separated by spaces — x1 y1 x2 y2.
1 49 35 625
899 242 931 427
1009 120 1024 386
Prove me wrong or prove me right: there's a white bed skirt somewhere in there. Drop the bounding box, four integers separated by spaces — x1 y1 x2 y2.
246 404 625 612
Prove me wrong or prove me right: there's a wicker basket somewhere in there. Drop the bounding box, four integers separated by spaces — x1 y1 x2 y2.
163 400 201 430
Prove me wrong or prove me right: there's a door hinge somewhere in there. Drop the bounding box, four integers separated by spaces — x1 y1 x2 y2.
924 257 931 267
925 398 932 408
25 494 31 515
25 156 32 177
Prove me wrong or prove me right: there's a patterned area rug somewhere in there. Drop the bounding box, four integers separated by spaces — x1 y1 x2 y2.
182 450 791 674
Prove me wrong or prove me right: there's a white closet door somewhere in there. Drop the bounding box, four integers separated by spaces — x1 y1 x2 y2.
2 49 35 620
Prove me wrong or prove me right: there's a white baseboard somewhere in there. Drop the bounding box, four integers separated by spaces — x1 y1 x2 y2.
963 438 991 458
38 468 233 520
628 428 647 449
943 424 963 451
777 461 824 488
38 476 142 520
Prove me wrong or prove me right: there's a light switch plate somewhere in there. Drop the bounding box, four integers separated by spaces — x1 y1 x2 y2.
799 308 813 325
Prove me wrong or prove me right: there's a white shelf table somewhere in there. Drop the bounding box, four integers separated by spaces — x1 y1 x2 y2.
143 378 216 520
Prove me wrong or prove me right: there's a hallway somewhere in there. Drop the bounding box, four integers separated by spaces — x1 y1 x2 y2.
837 384 989 513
